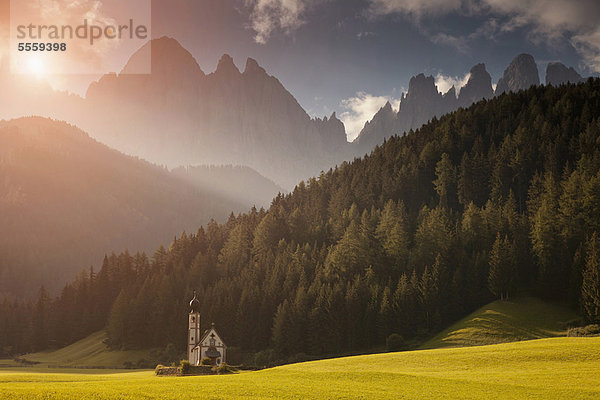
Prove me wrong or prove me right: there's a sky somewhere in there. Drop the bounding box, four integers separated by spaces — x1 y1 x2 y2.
2 0 600 140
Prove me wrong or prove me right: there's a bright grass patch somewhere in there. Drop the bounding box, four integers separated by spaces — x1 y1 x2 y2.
1 337 599 399
421 296 579 349
19 331 151 368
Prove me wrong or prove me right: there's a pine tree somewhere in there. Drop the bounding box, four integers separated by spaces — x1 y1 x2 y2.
581 233 600 323
530 173 567 296
488 233 516 300
419 267 438 331
325 220 367 279
107 290 129 348
434 153 456 208
219 223 252 273
272 300 292 357
32 286 50 351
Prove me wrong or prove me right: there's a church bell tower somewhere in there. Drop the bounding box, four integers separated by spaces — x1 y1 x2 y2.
188 291 201 364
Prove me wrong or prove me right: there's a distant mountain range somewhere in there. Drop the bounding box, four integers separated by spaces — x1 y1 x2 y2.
0 38 586 189
0 117 279 298
352 53 585 156
81 37 349 189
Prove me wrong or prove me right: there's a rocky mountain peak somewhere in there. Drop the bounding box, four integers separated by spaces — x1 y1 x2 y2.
495 53 540 95
546 62 583 86
408 73 440 99
244 58 267 76
120 36 203 77
216 54 240 76
443 86 457 100
458 63 493 107
353 98 398 149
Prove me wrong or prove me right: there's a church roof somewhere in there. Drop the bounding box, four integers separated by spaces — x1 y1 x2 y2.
199 323 226 347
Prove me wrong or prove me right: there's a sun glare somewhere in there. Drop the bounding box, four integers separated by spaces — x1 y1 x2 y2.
26 56 47 79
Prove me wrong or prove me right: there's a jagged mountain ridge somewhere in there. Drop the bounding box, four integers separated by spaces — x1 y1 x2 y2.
352 54 585 156
0 39 588 189
82 37 349 189
546 62 584 86
353 63 496 155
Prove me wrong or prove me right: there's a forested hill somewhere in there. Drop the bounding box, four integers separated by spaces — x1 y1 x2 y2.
0 117 246 300
3 80 600 362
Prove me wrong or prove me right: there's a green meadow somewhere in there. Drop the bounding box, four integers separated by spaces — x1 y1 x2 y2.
1 337 599 399
17 331 151 369
422 296 579 349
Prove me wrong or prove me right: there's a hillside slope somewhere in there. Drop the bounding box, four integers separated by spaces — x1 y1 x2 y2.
4 80 600 361
172 165 284 209
2 338 600 399
21 332 150 368
421 297 579 349
0 117 244 298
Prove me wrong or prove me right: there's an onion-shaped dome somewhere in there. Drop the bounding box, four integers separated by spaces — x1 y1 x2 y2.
189 291 200 313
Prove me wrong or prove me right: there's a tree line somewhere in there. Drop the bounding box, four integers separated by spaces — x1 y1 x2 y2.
2 79 600 363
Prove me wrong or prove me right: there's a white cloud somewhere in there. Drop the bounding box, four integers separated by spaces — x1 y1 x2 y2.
369 0 463 18
368 0 600 73
244 0 325 44
339 91 400 141
435 72 470 96
34 0 119 55
572 28 600 74
430 32 468 53
357 31 376 40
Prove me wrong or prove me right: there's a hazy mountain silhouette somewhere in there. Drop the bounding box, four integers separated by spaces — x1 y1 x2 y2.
172 165 284 209
0 40 588 190
83 37 349 189
0 117 250 299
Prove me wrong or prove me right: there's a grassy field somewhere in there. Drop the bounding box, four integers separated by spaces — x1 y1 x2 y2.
9 296 576 370
1 337 599 399
422 296 579 349
17 331 151 368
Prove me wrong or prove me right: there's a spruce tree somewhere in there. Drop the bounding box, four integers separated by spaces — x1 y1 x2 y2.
581 233 600 323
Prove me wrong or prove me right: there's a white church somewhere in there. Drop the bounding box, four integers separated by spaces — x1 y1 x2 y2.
188 292 227 366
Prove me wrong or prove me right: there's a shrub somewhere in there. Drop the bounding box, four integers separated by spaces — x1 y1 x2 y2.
155 365 179 376
201 357 212 366
213 363 237 375
180 359 191 375
189 365 216 375
386 333 407 352
567 324 600 337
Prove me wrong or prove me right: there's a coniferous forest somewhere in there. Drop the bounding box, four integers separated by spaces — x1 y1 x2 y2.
2 80 600 364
